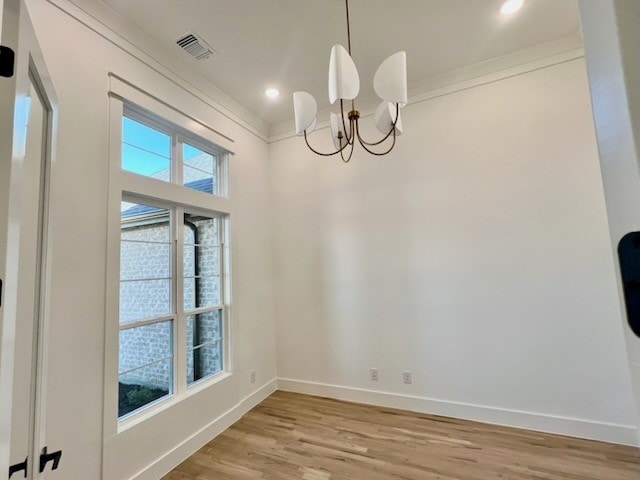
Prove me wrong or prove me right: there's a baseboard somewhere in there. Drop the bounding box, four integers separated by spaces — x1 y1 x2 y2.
277 378 639 447
130 378 278 480
125 375 637 480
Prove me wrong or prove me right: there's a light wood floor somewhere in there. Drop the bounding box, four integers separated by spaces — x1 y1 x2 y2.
163 391 639 480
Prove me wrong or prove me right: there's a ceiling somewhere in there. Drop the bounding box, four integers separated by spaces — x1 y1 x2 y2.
99 0 581 128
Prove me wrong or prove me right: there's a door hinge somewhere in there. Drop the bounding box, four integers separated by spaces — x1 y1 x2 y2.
39 447 62 473
8 457 28 479
0 46 15 78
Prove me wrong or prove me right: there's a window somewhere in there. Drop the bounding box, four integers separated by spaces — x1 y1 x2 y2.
121 114 222 195
115 110 229 419
183 212 223 385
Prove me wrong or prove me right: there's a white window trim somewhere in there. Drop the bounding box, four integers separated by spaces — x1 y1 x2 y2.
104 90 234 438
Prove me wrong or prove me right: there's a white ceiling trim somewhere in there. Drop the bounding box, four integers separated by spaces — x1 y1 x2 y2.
45 0 270 141
267 47 584 143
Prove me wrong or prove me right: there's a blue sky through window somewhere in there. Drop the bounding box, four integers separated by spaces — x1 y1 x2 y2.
184 144 201 162
122 117 208 178
122 117 170 177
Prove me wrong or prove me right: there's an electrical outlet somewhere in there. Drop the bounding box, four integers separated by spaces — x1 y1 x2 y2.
250 370 256 383
370 368 379 381
403 371 412 384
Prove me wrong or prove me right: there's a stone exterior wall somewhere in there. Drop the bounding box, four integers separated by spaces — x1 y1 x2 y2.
119 214 222 390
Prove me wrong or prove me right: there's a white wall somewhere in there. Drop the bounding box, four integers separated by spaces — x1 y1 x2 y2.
270 58 638 444
22 0 278 479
14 1 639 478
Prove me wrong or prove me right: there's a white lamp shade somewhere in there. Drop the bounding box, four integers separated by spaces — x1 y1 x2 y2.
329 112 348 150
293 91 318 136
328 44 360 104
373 51 407 107
374 101 403 136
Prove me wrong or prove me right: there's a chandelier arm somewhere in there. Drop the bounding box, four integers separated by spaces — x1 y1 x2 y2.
340 99 351 143
357 103 400 146
304 131 349 156
340 136 356 163
339 100 353 143
356 121 397 156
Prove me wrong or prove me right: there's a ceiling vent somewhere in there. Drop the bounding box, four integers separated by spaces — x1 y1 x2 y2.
175 31 214 61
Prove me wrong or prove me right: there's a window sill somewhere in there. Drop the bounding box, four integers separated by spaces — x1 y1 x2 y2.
117 371 232 433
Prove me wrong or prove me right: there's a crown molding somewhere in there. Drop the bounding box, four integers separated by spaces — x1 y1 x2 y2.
44 0 270 141
268 34 584 143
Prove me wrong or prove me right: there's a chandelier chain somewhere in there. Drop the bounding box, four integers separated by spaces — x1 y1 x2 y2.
345 0 352 55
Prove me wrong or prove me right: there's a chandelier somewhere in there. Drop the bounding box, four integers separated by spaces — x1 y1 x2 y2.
292 0 407 162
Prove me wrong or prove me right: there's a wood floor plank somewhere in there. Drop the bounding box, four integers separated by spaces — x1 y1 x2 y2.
163 391 639 480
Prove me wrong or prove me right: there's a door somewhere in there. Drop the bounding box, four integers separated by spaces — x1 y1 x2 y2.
579 0 640 440
0 0 58 478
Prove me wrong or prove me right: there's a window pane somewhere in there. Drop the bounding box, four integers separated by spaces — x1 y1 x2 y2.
183 143 217 194
186 311 223 385
183 215 219 245
120 279 171 324
187 310 222 347
122 117 171 181
119 359 172 417
184 214 221 310
183 246 219 277
121 202 170 233
184 276 220 310
119 321 173 418
122 144 170 181
120 242 170 281
119 321 173 371
120 202 171 323
187 341 222 386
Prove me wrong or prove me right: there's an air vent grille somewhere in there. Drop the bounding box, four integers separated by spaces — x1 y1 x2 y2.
176 31 214 61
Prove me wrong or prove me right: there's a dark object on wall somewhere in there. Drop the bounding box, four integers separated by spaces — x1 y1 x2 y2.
617 231 640 337
0 46 15 78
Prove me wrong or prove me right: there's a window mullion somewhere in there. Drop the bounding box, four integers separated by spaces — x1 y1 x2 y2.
175 207 187 395
173 132 182 185
220 218 229 374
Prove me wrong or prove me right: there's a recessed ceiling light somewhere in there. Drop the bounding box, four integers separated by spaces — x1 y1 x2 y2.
499 0 525 16
265 88 280 99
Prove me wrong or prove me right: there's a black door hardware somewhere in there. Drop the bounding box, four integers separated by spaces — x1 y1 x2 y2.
8 457 28 479
618 231 640 337
39 447 62 473
0 46 15 78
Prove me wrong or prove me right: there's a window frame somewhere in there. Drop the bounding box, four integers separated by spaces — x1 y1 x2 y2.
105 91 234 434
122 105 225 196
